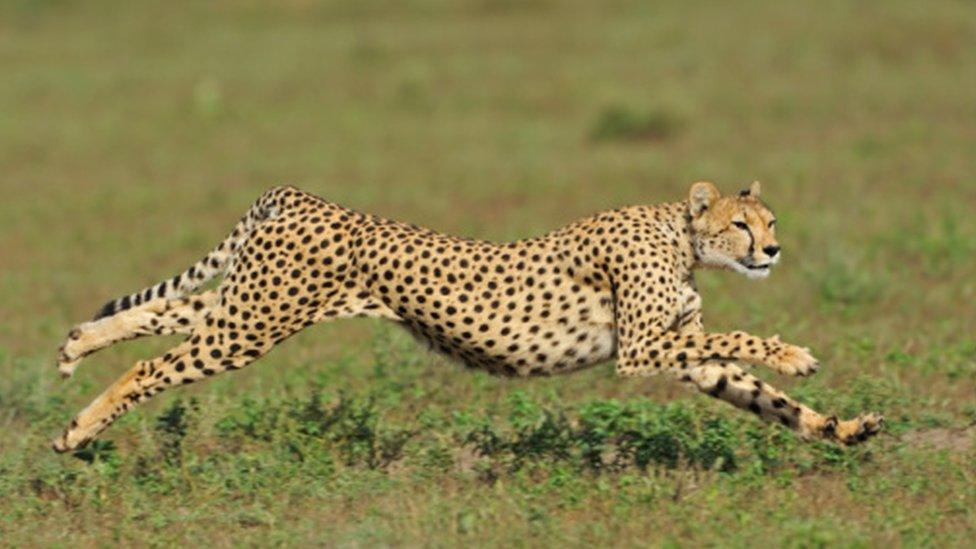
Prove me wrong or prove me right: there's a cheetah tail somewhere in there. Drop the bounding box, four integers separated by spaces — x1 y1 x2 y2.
91 186 294 320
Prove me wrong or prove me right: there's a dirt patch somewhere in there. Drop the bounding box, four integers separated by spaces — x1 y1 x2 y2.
455 445 483 475
901 424 976 452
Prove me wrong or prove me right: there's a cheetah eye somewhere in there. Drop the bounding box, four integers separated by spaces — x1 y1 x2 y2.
732 221 749 230
768 219 776 228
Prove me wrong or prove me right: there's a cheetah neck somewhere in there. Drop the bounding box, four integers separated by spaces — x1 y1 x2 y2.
669 203 698 277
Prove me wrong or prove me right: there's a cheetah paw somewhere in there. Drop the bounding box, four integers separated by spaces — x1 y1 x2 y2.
56 328 83 379
57 356 81 379
51 419 90 453
824 412 884 445
767 343 820 377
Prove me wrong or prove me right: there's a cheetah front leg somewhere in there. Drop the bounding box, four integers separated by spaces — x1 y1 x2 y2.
621 330 820 377
680 362 883 444
616 330 882 444
668 293 880 441
668 310 881 442
672 286 816 377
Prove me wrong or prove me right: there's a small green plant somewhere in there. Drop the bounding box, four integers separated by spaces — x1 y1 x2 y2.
71 439 117 466
216 397 280 442
590 105 681 143
155 398 198 466
218 390 415 470
325 395 415 469
466 398 740 475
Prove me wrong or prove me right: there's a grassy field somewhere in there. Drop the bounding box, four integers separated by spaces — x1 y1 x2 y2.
2 0 975 546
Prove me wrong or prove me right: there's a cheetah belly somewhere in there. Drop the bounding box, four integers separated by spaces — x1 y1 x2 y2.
396 317 616 377
388 282 618 377
527 319 617 375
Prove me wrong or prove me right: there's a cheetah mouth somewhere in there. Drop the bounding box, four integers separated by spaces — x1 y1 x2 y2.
737 260 773 279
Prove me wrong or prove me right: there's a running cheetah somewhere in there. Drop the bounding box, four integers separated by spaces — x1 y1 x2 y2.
53 181 883 452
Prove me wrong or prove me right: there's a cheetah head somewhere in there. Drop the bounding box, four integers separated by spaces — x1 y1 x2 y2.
688 181 780 280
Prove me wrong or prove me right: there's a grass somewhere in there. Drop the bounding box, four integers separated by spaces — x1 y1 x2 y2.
590 105 681 143
1 0 975 546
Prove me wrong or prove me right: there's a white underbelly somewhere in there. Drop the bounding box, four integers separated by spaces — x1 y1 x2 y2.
539 321 617 375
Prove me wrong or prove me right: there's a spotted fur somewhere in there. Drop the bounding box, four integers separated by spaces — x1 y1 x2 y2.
53 182 883 452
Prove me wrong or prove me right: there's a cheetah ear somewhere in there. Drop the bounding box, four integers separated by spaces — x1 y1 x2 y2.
689 181 720 217
740 181 761 197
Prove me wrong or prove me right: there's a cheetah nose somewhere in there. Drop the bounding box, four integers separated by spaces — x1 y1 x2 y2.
763 245 780 257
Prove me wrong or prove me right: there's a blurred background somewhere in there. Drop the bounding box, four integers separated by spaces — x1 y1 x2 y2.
1 1 974 545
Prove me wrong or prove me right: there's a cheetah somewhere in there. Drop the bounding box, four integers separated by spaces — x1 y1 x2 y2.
53 181 883 452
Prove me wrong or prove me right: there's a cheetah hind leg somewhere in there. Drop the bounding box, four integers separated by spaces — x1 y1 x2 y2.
53 291 399 452
53 322 270 453
56 291 219 379
682 363 883 445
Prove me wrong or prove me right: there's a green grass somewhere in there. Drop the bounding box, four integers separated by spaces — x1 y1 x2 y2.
1 0 975 546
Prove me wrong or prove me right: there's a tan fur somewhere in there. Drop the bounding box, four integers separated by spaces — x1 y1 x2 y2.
52 182 882 452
